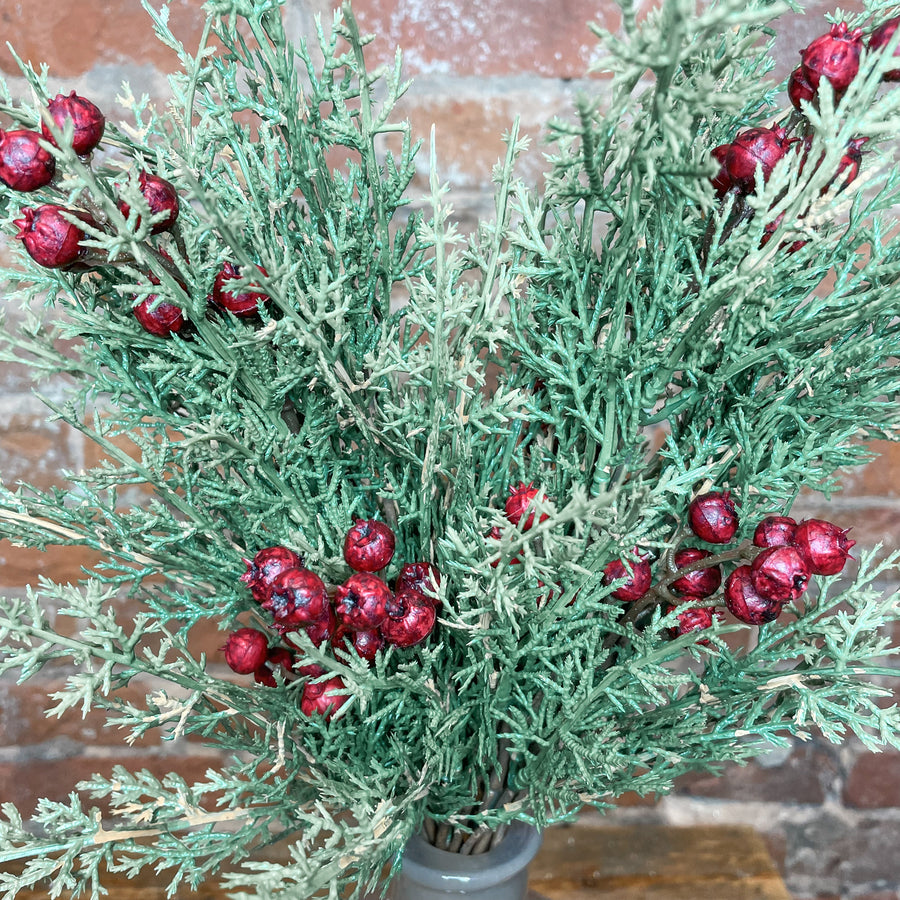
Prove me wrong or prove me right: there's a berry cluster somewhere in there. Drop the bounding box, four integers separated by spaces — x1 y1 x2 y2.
0 92 271 336
708 16 899 251
222 521 440 719
600 490 855 640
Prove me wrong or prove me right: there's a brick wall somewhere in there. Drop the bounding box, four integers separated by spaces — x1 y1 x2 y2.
1 1 898 898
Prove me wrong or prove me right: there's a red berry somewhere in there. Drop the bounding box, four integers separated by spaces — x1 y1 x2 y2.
788 66 817 109
300 675 349 720
304 606 337 647
212 261 269 317
118 171 179 234
253 648 293 687
723 127 795 193
710 144 733 198
42 91 105 155
753 516 798 548
602 553 652 602
133 295 187 336
668 603 722 641
223 627 269 675
395 561 441 608
240 545 303 603
724 565 783 625
333 626 384 662
343 519 396 572
380 588 436 648
870 17 900 81
831 138 867 191
14 204 92 268
0 130 55 192
266 567 330 629
505 481 549 530
297 662 326 680
801 22 863 96
670 548 722 597
334 572 391 630
793 518 855 576
760 213 807 255
688 491 739 544
750 546 810 602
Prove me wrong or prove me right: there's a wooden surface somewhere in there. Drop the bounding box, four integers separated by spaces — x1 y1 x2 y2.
3 824 791 899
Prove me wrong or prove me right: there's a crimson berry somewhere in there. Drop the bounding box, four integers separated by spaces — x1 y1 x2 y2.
253 647 294 687
870 17 900 81
297 662 326 680
723 127 795 193
240 545 303 603
788 66 817 109
395 561 441 608
505 481 549 530
133 295 187 336
42 91 105 155
14 204 92 268
304 607 337 647
668 603 721 641
300 675 349 720
343 519 396 572
212 261 269 317
753 516 798 548
801 22 863 96
688 491 739 544
602 553 652 602
334 572 391 631
381 588 437 648
793 518 855 576
266 567 329 629
710 144 733 198
118 171 179 234
223 627 269 675
751 546 810 602
724 565 783 625
670 548 722 597
760 213 807 255
0 130 55 192
333 626 384 662
831 138 867 191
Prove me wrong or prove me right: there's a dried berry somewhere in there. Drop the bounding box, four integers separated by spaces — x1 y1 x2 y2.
133 295 187 336
505 481 549 530
395 561 441 608
333 626 384 662
668 603 721 641
753 516 798 549
118 171 179 234
801 22 863 96
602 553 652 602
212 261 269 317
42 91 105 155
722 127 795 193
793 518 855 576
0 129 55 192
253 647 294 687
266 567 330 629
869 17 900 81
788 66 817 109
240 545 303 603
334 572 391 631
304 606 337 647
688 490 739 544
670 548 722 597
381 589 436 648
710 144 733 198
14 204 92 268
223 627 269 675
343 519 396 572
724 565 783 625
300 675 349 720
750 546 810 602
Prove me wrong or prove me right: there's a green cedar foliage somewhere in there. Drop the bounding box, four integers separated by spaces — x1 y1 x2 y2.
0 0 899 896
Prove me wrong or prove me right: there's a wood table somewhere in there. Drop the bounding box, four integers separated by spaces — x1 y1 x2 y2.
4 824 791 899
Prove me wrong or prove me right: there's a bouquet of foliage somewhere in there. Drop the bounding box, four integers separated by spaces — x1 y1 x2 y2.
2 0 900 896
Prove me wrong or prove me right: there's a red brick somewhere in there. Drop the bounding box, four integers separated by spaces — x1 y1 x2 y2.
0 0 207 77
843 749 900 809
0 541 104 589
353 0 619 78
0 414 82 493
838 440 900 499
0 751 223 816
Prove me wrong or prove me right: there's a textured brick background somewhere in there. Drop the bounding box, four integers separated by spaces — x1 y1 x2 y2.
0 1 898 899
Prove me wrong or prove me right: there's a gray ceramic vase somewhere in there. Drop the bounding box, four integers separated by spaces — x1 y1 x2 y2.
389 822 542 900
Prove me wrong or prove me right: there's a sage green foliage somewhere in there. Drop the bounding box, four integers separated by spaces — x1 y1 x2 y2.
0 0 900 896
